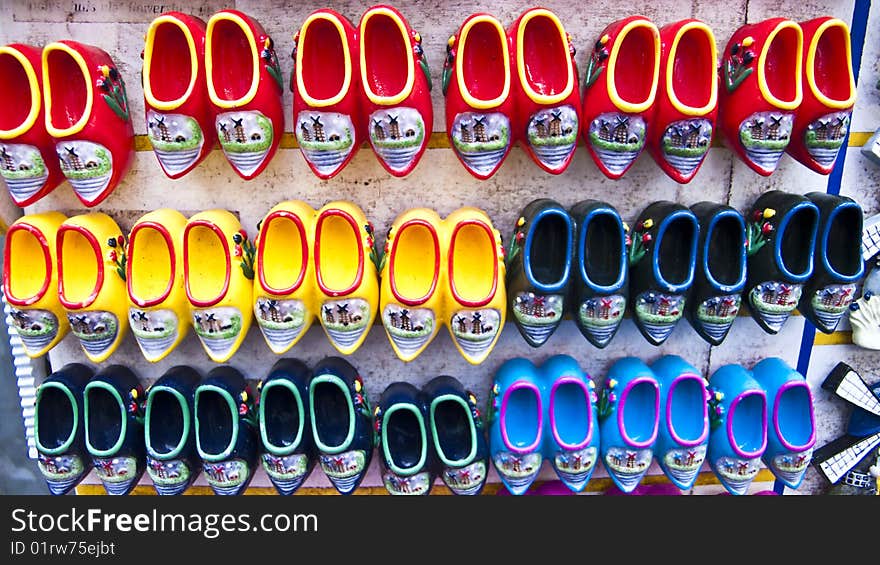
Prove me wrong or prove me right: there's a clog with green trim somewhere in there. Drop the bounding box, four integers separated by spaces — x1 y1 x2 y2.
375 382 437 495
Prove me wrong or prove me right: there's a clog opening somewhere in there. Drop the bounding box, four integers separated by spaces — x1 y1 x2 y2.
521 14 568 95
622 381 658 443
36 386 75 451
58 229 100 306
527 212 569 286
707 215 745 286
614 25 658 104
129 225 173 304
312 380 351 448
658 216 696 286
552 381 590 446
147 388 186 456
260 214 306 292
86 386 124 453
196 388 234 456
209 18 256 102
301 17 347 101
826 206 862 277
502 386 541 449
584 213 623 286
461 20 507 101
391 222 438 301
812 24 852 102
263 384 301 448
731 393 765 453
780 207 817 276
763 26 801 103
669 377 707 443
362 12 408 97
0 51 33 131
385 406 424 470
776 385 813 447
671 27 714 108
432 397 473 463
7 228 49 301
185 224 228 304
450 223 495 303
316 214 360 293
148 20 194 102
45 47 88 130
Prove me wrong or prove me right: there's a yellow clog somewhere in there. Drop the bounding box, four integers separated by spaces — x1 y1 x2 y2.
379 208 445 361
253 200 317 354
313 201 379 354
57 213 129 362
183 210 253 362
2 212 69 357
443 207 507 364
126 209 189 362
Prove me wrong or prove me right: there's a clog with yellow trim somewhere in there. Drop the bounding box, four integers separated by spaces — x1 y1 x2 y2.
443 13 514 180
718 19 804 176
509 8 581 175
581 16 660 179
3 212 69 357
647 19 718 184
0 44 64 206
126 209 189 363
206 10 284 180
183 210 254 363
291 9 362 179
42 41 135 207
443 207 506 365
253 200 317 354
313 201 379 355
786 17 856 174
358 4 433 177
379 208 445 361
57 213 130 363
142 12 216 179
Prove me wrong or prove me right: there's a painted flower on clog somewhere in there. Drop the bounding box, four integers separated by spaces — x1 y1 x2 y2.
724 39 755 92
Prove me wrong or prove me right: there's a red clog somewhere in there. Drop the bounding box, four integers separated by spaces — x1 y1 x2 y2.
718 19 803 176
443 13 514 180
648 20 718 184
205 10 284 180
581 16 660 179
509 8 581 175
787 17 856 174
358 5 433 177
292 10 362 180
142 12 216 179
42 41 135 207
0 44 64 207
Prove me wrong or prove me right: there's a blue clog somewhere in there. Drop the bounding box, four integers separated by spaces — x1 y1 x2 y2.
706 364 768 495
540 354 600 492
598 357 660 493
751 358 816 489
651 355 710 490
488 358 544 495
375 382 436 495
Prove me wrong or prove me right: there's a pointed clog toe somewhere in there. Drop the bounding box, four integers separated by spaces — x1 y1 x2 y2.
0 44 64 206
718 19 804 175
309 357 374 495
379 208 444 361
184 210 254 362
57 213 130 363
127 209 190 362
582 16 660 179
506 199 573 347
423 375 488 495
443 13 514 179
687 203 747 345
195 366 259 495
313 201 379 355
206 10 284 180
145 366 201 495
745 191 819 334
570 200 628 348
35 363 93 495
444 207 506 364
598 358 660 493
629 202 698 345
259 359 316 495
510 8 581 174
359 5 433 177
292 10 361 179
85 366 146 495
254 201 317 354
376 382 436 495
488 359 544 495
3 212 69 357
42 41 134 206
143 12 215 178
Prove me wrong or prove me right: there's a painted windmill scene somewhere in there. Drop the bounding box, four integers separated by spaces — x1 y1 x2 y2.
129 308 178 360
192 307 243 357
749 281 802 332
660 118 713 175
0 143 48 201
738 111 794 171
296 111 355 176
804 111 850 167
449 308 501 358
382 305 434 357
634 291 685 343
588 112 646 175
67 311 119 357
255 297 307 352
56 141 113 202
321 298 371 349
368 107 425 172
527 105 578 169
146 110 204 175
9 308 58 352
451 111 510 176
215 111 274 176
513 291 563 344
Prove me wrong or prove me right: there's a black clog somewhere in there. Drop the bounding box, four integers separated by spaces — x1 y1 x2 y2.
375 382 437 495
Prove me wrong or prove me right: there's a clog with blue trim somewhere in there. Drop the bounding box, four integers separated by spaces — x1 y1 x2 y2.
375 382 436 495
42 40 134 207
